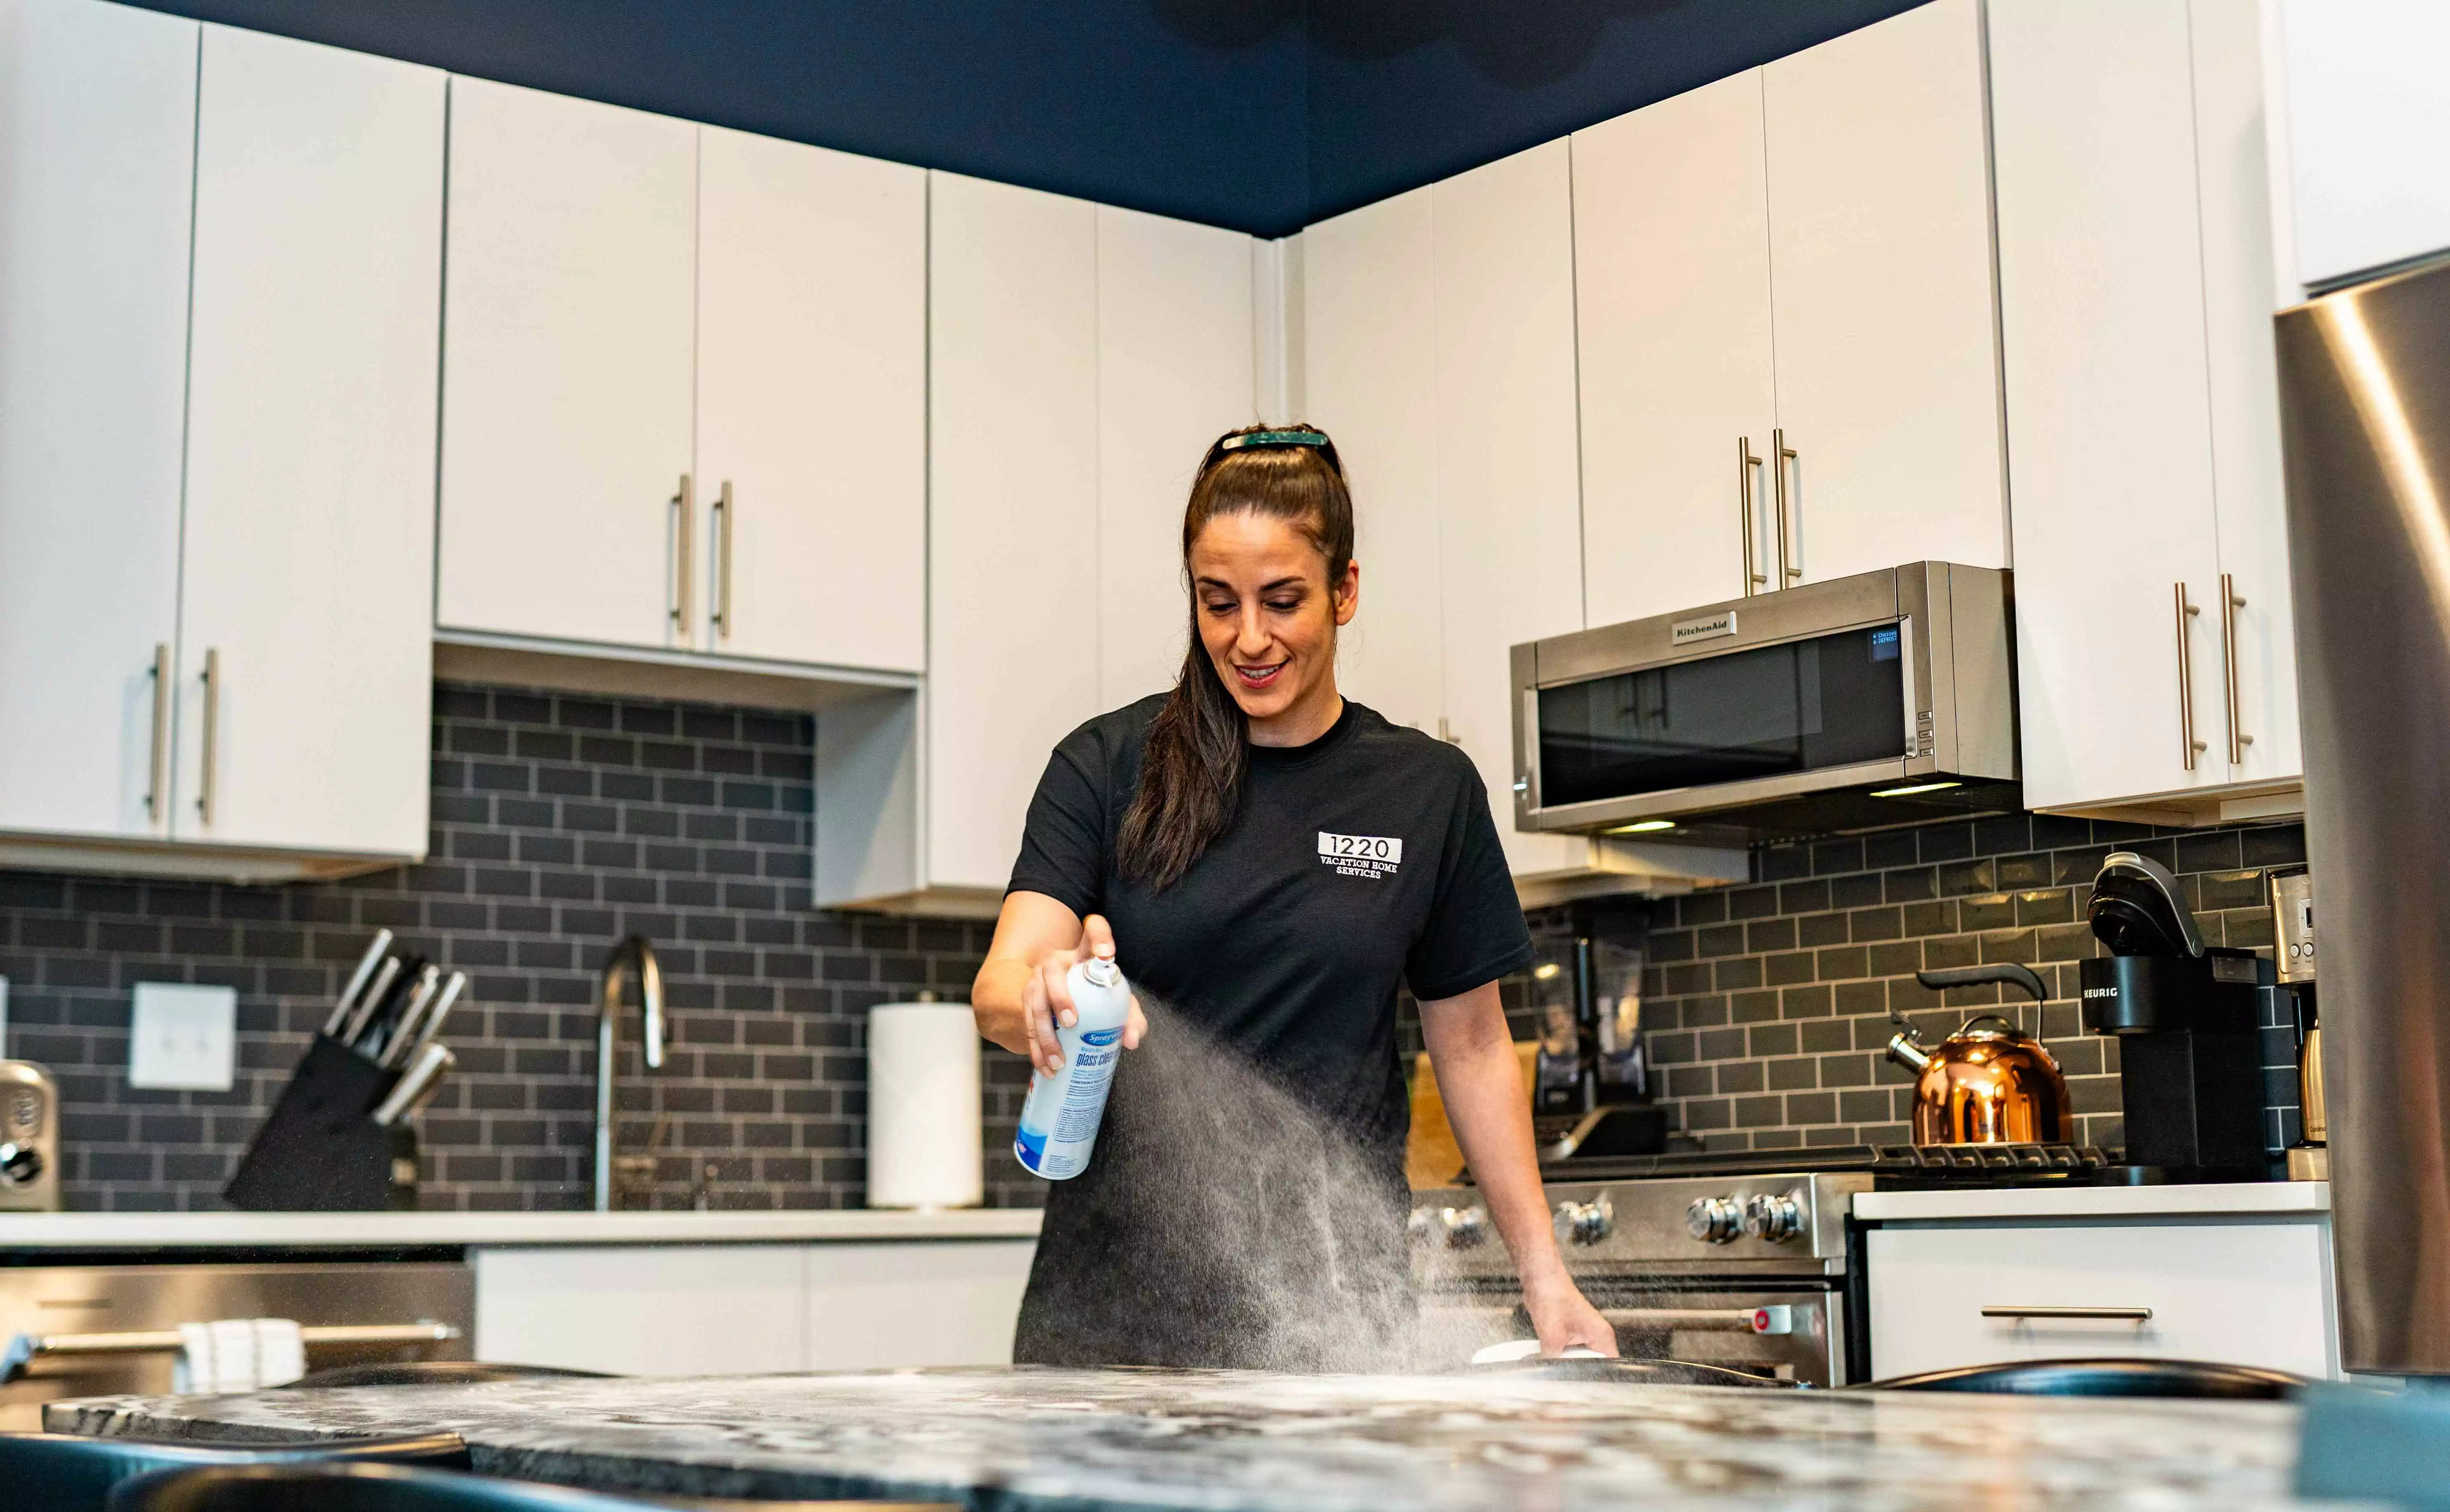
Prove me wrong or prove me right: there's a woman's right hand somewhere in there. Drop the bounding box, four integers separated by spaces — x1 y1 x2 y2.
1018 912 1148 1075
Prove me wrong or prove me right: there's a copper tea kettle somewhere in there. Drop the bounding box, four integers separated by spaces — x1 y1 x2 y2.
1884 964 2074 1146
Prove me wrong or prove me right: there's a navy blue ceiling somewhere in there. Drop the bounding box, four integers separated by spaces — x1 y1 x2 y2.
131 0 1927 238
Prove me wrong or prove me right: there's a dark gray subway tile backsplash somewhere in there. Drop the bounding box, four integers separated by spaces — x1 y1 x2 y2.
0 679 2315 1211
0 683 1038 1213
1633 813 2309 1160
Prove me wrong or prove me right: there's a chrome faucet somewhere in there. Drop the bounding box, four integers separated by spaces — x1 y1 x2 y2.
593 935 667 1212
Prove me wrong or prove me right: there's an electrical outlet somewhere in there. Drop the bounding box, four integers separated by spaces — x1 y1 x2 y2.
129 983 237 1091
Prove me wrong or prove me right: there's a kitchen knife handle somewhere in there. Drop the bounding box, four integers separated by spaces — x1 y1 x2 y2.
145 642 171 825
670 473 694 643
324 929 396 1038
341 955 402 1049
1773 429 1800 584
1737 437 1765 596
712 480 734 639
2221 573 2253 765
196 647 221 825
2173 583 2205 771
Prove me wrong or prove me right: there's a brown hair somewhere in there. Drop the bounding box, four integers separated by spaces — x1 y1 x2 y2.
1115 424 1356 891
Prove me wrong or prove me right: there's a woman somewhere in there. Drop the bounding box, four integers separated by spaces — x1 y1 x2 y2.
971 424 1614 1370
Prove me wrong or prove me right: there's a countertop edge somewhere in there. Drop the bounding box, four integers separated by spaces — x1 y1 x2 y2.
1853 1181 2329 1221
0 1208 1045 1250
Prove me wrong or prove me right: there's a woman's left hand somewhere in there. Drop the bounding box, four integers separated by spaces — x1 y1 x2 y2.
1523 1272 1618 1357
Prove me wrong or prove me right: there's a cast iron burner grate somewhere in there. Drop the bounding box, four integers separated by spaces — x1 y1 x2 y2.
1501 1142 2122 1185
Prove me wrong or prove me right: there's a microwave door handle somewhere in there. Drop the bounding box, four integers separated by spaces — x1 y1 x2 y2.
1517 687 1541 812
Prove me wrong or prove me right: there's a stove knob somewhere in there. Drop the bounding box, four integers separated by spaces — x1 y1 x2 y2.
1743 1193 1804 1244
1554 1194 1614 1246
1440 1204 1490 1249
1685 1195 1742 1244
0 1143 42 1186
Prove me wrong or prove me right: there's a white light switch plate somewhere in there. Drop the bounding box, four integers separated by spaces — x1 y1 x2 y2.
129 982 237 1091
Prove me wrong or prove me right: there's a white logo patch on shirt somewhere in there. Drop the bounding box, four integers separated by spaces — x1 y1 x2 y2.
1318 831 1402 879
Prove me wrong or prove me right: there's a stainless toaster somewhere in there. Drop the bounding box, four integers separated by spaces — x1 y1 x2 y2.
0 1062 60 1212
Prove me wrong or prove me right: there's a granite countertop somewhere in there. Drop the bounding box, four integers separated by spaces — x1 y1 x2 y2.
52 1367 2308 1510
0 1209 1042 1251
1853 1182 2329 1223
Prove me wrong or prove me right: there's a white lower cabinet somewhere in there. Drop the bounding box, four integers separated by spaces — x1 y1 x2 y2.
1865 1219 2338 1381
471 1240 1036 1374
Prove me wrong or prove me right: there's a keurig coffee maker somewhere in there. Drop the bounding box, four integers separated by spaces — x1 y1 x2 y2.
2080 852 2269 1182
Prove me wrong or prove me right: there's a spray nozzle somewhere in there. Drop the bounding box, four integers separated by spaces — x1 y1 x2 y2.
1079 957 1122 988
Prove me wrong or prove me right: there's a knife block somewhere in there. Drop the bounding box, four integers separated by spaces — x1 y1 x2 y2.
224 1034 420 1211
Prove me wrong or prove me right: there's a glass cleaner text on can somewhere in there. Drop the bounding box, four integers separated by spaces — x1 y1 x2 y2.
1013 956 1131 1180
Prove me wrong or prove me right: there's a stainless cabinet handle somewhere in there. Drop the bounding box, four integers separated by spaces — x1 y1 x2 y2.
1981 1305 2153 1322
711 479 735 640
1738 437 1766 595
1773 428 1801 584
2174 583 2205 771
196 647 220 825
670 473 694 640
2221 573 2253 764
146 642 171 824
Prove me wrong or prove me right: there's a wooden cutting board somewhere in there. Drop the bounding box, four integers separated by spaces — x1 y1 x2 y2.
1405 1042 1538 1190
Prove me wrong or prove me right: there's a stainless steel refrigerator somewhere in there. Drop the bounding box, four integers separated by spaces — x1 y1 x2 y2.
2278 252 2450 1376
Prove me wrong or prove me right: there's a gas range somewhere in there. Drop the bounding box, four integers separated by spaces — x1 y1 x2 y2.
1405 1144 2119 1385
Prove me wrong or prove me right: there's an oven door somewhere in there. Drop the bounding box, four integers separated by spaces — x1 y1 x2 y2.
1419 1276 1845 1387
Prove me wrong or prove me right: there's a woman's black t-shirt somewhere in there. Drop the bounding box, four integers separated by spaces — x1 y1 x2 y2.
1003 694 1533 1371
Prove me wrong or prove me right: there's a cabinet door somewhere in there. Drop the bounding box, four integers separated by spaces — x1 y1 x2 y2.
1764 0 2006 584
174 26 443 857
1573 70 1779 626
696 128 925 673
1096 206 1257 711
1432 142 1589 879
1866 1221 2337 1379
2270 0 2450 294
1301 189 1443 734
2192 0 2302 787
803 1239 1036 1369
473 1245 807 1375
437 78 697 651
928 173 1099 892
1991 0 2226 810
0 0 196 842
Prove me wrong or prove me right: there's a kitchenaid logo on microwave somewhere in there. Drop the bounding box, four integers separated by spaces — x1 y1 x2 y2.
1318 831 1403 879
1671 610 1738 645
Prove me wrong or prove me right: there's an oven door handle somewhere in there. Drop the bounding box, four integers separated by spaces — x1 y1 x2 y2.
1 1321 461 1383
1603 1305 1793 1336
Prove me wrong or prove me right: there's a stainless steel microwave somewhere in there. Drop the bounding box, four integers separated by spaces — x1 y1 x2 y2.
1510 563 2018 844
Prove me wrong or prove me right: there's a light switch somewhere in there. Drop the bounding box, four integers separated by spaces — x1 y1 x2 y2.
129 983 237 1091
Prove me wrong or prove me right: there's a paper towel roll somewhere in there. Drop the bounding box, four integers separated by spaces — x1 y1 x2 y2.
866 1001 984 1209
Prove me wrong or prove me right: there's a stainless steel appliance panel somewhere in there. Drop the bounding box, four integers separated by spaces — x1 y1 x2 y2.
1510 563 2015 838
2277 252 2450 1374
1416 1283 1839 1385
0 1262 472 1429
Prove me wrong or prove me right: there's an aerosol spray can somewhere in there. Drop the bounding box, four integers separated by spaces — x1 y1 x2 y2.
1013 957 1131 1180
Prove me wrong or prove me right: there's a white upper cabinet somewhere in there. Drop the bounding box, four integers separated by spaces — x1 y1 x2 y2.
175 25 444 857
0 0 196 845
1570 0 2004 633
927 172 1101 894
1574 70 1779 625
1762 0 2006 585
437 78 698 652
1302 187 1444 735
695 128 926 673
2192 0 2301 790
1431 142 1590 880
1993 0 2298 818
1095 205 1258 711
2266 0 2450 297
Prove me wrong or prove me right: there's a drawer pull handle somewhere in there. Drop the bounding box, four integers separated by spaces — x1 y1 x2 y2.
1981 1305 2153 1322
